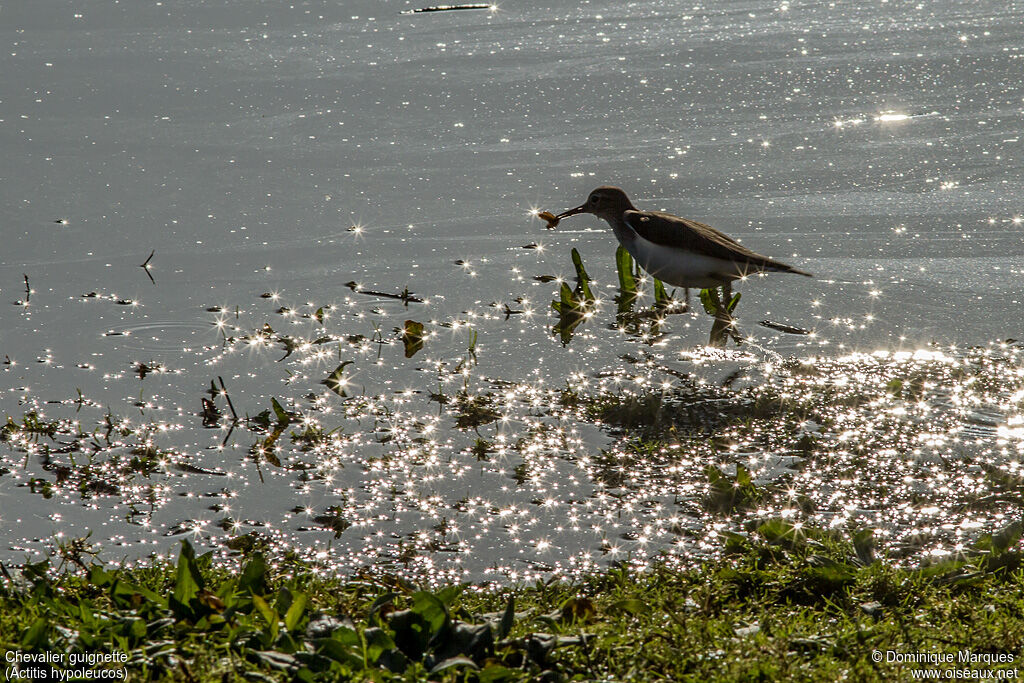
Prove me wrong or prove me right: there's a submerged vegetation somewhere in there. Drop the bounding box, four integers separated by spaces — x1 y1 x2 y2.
3 246 1024 578
4 244 1024 678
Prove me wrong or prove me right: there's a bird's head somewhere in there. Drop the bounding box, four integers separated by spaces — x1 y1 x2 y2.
555 186 636 223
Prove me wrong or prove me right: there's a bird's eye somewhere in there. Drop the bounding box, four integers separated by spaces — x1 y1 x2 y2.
588 194 599 204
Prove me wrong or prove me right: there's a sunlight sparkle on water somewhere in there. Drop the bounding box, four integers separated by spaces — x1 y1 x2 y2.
876 112 911 123
7 283 1024 581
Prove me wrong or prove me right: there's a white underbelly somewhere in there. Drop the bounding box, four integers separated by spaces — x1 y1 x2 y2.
626 233 742 288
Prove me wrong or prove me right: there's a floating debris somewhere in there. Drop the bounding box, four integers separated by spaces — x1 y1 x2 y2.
133 361 166 380
200 398 221 428
502 304 523 319
401 3 494 14
401 320 426 358
759 320 811 335
322 361 354 397
139 249 155 284
344 281 424 305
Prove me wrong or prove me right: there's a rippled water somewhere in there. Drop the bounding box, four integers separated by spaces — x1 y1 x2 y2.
1 0 1022 580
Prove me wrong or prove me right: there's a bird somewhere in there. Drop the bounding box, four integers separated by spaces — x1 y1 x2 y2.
551 186 811 290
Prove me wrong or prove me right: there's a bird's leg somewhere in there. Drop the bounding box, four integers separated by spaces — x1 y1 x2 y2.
716 285 729 322
709 287 723 315
722 281 733 310
683 287 691 312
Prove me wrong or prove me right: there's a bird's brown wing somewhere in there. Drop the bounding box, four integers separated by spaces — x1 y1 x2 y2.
623 210 810 275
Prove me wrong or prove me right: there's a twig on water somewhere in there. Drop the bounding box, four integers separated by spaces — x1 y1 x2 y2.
344 281 424 305
401 3 493 14
140 249 156 284
218 376 239 421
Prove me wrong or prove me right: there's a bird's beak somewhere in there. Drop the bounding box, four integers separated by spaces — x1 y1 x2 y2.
554 204 586 220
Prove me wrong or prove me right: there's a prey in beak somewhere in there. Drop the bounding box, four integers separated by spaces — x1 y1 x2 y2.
537 204 585 229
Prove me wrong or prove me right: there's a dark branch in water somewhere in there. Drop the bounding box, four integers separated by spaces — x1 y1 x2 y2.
344 281 424 305
218 376 239 421
401 4 493 13
759 320 811 335
23 274 31 301
140 249 156 284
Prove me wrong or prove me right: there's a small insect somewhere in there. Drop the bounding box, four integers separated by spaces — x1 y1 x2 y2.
537 211 560 229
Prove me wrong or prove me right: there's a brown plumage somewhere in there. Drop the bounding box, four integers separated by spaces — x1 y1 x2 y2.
554 186 811 288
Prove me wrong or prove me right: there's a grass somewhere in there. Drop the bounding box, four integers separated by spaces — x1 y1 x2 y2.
2 523 1023 681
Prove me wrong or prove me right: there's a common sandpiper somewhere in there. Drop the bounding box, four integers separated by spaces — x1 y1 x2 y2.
550 186 811 290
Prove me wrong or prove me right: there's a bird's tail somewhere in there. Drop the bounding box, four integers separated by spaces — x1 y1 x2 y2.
763 260 812 277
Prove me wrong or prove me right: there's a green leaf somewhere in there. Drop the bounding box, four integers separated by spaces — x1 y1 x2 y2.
410 591 449 634
316 637 363 669
88 565 113 587
853 528 877 565
477 664 520 682
172 539 204 606
722 531 750 555
608 598 647 616
553 281 583 314
699 288 717 315
708 314 731 347
284 592 308 632
363 627 405 671
497 596 515 639
402 320 425 358
571 248 591 285
992 520 1023 553
436 585 462 607
615 246 637 293
271 397 290 425
727 291 741 313
21 617 49 648
976 520 1024 554
703 465 763 514
757 519 798 544
111 577 166 610
429 656 479 674
368 591 398 616
251 650 296 671
252 594 280 642
238 553 268 596
736 463 752 487
653 278 669 305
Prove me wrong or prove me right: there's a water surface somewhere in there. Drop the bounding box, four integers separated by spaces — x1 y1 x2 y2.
2 0 1023 580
